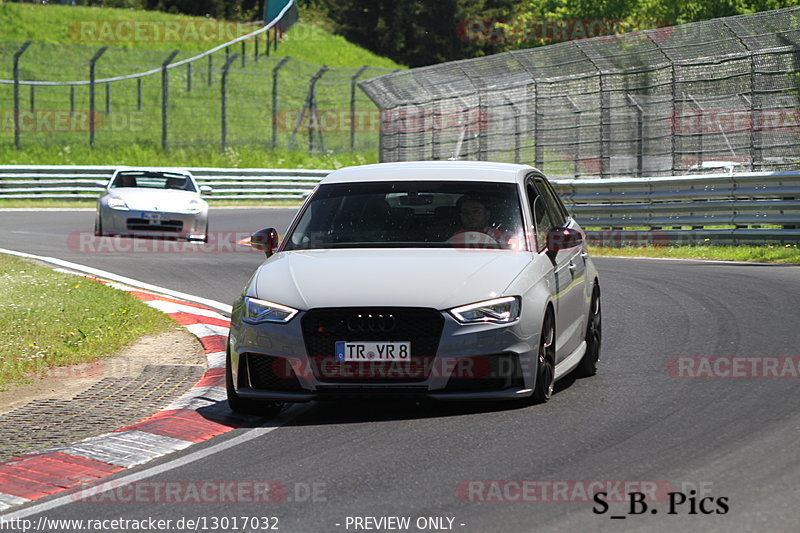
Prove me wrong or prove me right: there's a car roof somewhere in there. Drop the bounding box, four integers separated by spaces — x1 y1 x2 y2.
320 161 538 185
113 167 192 177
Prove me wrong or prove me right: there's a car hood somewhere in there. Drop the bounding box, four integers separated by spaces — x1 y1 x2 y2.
106 188 202 212
250 248 533 311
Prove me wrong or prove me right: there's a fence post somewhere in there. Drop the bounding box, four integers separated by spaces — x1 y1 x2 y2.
533 80 543 169
271 56 291 148
187 62 192 93
431 104 439 160
105 83 110 115
626 94 644 177
288 66 327 151
255 33 259 62
723 20 760 171
514 108 521 164
350 65 369 150
574 42 607 178
29 85 35 112
567 96 582 177
89 45 108 148
686 94 704 169
12 41 32 149
241 41 246 68
161 50 180 152
220 54 240 152
670 63 679 175
70 86 75 117
208 54 213 86
645 32 677 175
137 78 142 111
308 67 328 153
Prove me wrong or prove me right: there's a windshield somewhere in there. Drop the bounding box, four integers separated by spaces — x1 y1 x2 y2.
110 171 196 192
284 181 527 250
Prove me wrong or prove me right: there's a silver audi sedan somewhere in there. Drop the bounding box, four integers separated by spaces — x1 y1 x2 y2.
95 168 211 242
227 161 601 416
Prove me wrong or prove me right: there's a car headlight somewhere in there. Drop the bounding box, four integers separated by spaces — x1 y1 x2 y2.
107 197 129 210
449 296 521 325
243 297 299 324
185 199 203 214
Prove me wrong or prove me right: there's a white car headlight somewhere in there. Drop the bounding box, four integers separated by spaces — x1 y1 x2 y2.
107 197 129 210
243 297 299 324
185 199 203 214
449 296 521 325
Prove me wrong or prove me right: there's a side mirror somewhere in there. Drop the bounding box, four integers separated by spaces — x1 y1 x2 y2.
546 227 583 256
199 185 213 194
250 227 280 258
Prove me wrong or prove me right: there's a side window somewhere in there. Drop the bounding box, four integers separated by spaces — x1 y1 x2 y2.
527 183 553 252
534 178 566 228
541 178 570 222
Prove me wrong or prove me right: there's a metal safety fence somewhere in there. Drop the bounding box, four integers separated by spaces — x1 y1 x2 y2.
0 165 327 200
360 7 800 178
0 1 393 153
2 165 797 244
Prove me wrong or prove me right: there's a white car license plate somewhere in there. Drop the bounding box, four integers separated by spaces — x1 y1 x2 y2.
335 341 411 362
142 212 164 222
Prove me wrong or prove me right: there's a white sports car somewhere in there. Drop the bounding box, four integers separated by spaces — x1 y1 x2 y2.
95 168 211 242
227 161 601 416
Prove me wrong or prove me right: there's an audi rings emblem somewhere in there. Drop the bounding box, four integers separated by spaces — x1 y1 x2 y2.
347 313 397 332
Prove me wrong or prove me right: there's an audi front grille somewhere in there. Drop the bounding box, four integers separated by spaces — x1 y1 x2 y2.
300 307 444 383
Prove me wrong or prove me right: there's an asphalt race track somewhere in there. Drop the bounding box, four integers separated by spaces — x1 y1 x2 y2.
1 208 799 532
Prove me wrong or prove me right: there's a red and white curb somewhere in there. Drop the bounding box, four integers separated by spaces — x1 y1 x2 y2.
0 277 246 512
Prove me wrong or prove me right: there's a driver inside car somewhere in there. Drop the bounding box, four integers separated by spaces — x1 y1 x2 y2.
450 195 514 248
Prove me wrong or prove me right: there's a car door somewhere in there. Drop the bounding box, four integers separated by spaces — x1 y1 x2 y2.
527 175 586 362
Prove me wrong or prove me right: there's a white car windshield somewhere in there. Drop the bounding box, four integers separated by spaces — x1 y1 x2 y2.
285 181 527 250
110 171 196 192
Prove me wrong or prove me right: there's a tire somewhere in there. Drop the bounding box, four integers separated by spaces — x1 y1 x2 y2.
532 310 556 404
94 216 103 237
576 284 601 378
225 346 284 417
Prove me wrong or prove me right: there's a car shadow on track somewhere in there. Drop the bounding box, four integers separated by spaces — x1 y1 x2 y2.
274 377 581 426
192 375 584 427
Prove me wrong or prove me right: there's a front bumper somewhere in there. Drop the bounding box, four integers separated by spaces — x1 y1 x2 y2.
100 207 207 240
229 307 537 401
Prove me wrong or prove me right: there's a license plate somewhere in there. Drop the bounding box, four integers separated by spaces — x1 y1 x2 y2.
335 341 411 362
142 212 164 222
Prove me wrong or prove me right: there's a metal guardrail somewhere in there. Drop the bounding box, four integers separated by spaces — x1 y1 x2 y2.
551 171 800 244
0 165 328 200
0 166 797 243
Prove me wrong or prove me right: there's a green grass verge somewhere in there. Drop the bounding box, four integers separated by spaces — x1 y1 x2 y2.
0 144 377 167
0 254 178 389
0 2 403 68
1 3 403 155
589 244 800 264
